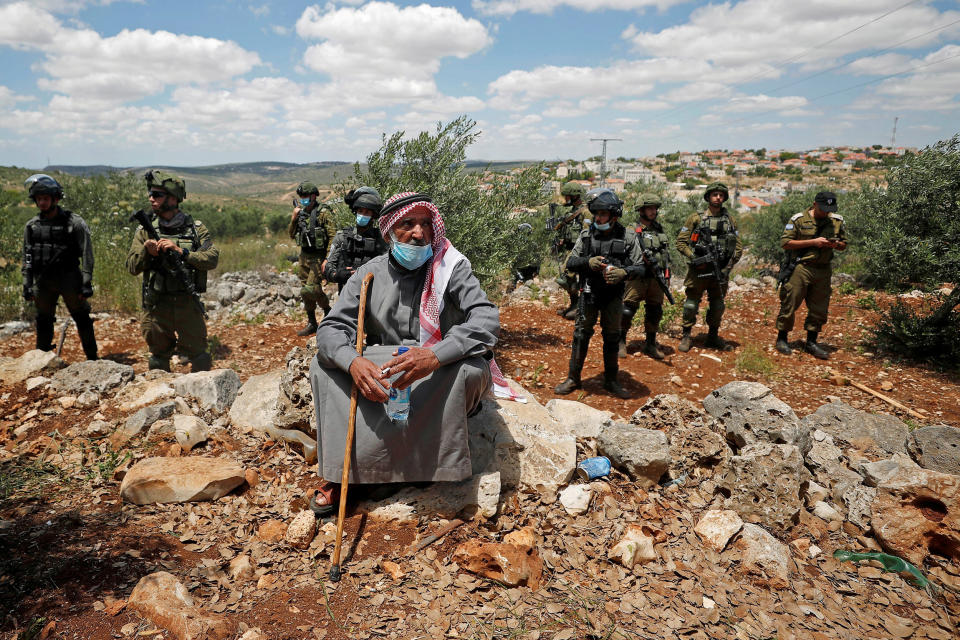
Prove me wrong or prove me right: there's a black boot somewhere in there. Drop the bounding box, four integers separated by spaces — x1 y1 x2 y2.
74 314 98 360
298 309 318 336
775 330 792 355
36 313 55 352
559 292 579 320
148 355 171 371
678 329 693 353
804 330 829 360
602 334 630 399
555 334 588 394
643 332 665 360
704 327 728 351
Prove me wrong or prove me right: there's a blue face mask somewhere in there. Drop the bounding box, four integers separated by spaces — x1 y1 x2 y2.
594 221 611 231
299 198 311 207
391 238 433 270
355 214 371 226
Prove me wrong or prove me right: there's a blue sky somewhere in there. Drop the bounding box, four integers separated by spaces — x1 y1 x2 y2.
0 0 958 167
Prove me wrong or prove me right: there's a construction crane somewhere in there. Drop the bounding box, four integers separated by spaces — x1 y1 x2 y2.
590 137 621 188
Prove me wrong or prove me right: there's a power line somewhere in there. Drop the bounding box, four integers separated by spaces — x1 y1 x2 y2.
643 0 923 127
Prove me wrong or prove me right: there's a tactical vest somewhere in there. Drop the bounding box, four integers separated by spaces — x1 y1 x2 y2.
342 227 387 269
635 223 670 270
557 204 586 249
693 212 738 267
583 225 629 264
146 216 207 295
297 205 331 254
27 210 77 272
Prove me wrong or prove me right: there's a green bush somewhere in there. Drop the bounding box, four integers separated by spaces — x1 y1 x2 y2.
348 117 546 288
872 289 960 369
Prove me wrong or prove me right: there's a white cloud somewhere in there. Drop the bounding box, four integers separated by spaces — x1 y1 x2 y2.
619 99 669 111
0 2 60 48
297 2 491 95
845 53 912 76
472 0 687 18
718 94 808 113
270 24 290 36
0 85 33 108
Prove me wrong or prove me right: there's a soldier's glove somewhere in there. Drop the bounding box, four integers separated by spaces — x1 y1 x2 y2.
588 256 607 271
81 283 94 298
625 264 647 280
694 244 709 256
22 284 34 301
604 267 627 284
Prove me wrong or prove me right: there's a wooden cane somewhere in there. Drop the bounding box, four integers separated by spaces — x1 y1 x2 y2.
329 271 374 582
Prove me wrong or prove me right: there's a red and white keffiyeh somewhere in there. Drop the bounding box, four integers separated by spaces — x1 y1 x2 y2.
380 192 524 403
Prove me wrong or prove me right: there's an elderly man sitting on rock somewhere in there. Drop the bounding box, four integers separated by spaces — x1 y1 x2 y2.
308 192 520 514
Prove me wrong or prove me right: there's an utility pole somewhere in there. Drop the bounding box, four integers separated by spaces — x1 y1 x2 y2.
590 137 622 188
891 116 899 147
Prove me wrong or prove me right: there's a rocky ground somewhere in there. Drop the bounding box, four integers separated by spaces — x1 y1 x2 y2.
0 268 958 640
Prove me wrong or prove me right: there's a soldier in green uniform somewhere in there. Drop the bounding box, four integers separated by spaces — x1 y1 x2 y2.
775 191 847 360
126 171 219 372
289 181 336 336
21 174 98 360
553 181 589 320
620 193 671 359
554 189 644 399
676 182 743 352
323 186 387 292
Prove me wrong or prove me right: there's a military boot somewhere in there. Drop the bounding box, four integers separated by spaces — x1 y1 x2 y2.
74 315 98 360
643 332 665 360
678 329 693 353
804 331 830 360
191 352 213 372
148 355 171 372
556 334 589 394
298 309 318 337
554 377 581 395
36 314 55 352
602 335 630 399
704 327 728 351
775 330 792 355
558 292 579 320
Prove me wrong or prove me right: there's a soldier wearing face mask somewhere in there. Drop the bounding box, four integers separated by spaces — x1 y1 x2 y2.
289 181 336 336
323 186 388 293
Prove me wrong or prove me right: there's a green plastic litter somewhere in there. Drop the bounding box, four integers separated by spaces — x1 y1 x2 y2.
833 550 930 588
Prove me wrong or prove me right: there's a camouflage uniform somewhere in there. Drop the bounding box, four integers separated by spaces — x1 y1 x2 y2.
288 204 336 319
22 204 98 359
676 202 742 349
775 196 846 359
621 216 671 357
127 212 219 371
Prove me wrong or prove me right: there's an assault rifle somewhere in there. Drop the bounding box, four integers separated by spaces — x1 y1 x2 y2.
636 239 675 304
130 209 205 316
689 225 724 281
293 199 318 251
776 250 799 290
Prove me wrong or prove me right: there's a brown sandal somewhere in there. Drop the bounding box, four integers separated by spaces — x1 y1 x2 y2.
308 482 339 517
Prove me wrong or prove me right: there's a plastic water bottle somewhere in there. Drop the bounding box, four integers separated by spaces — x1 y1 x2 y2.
385 347 410 426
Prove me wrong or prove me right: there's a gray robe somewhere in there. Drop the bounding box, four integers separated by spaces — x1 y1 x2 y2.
311 253 497 483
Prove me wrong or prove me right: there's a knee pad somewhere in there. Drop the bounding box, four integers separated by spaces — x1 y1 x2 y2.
301 283 320 300
682 298 699 315
622 302 638 320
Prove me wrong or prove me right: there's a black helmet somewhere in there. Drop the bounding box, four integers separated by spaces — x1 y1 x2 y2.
25 174 63 200
703 182 729 203
585 188 623 217
296 181 320 197
344 186 382 216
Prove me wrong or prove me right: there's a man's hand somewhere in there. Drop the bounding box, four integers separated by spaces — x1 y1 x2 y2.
157 238 182 255
22 284 33 301
81 281 93 299
292 207 302 219
145 239 160 256
588 256 607 271
604 266 627 284
349 356 389 402
382 346 440 390
812 237 833 248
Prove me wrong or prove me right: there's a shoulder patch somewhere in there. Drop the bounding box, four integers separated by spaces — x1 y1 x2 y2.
193 220 203 226
785 223 794 230
789 212 803 221
829 213 844 221
680 226 688 232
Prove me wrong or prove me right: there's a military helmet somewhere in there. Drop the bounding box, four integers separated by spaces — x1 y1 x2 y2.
296 181 320 197
145 170 186 201
560 181 586 199
703 182 729 203
585 188 623 217
25 174 63 200
344 186 382 215
636 192 662 210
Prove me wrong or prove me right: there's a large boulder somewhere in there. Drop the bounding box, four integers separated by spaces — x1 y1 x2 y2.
364 471 501 521
0 350 65 385
50 359 133 395
804 430 864 505
800 401 908 455
632 394 727 478
732 524 790 588
872 466 960 566
718 443 809 529
230 371 283 432
274 345 316 434
172 369 241 413
128 571 234 640
120 457 246 504
859 452 920 487
545 399 612 439
597 422 670 488
908 425 960 476
469 383 575 493
702 382 810 454
118 401 177 439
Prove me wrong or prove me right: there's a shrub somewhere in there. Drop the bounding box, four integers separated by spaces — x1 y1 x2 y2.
872 289 960 369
